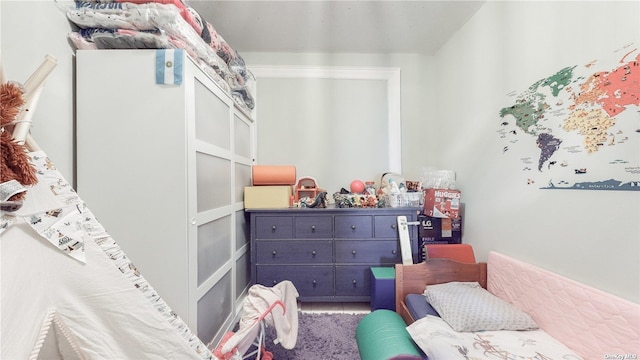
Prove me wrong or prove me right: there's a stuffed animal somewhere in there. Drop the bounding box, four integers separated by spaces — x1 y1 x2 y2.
0 81 38 203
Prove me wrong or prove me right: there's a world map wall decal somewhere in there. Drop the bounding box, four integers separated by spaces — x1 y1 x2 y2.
498 43 639 191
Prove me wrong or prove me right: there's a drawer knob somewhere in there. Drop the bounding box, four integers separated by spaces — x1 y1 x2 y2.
272 250 277 256
312 250 317 256
392 249 397 255
352 280 357 285
272 280 277 285
351 225 356 230
272 225 277 231
391 224 397 229
312 280 317 286
352 250 357 255
311 225 316 231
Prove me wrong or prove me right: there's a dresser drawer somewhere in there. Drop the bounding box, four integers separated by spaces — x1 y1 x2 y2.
256 265 334 297
335 240 401 264
255 216 293 239
295 215 332 238
256 240 332 264
335 265 371 296
374 215 402 238
334 215 373 238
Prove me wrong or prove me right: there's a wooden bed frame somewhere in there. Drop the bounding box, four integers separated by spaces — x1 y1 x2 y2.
394 259 487 325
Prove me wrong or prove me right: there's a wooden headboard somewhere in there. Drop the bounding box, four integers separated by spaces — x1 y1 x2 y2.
394 259 487 325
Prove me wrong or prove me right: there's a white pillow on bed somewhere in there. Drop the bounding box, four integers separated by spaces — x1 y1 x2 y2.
424 281 538 332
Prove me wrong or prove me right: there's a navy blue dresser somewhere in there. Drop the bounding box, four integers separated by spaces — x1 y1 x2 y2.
247 207 420 302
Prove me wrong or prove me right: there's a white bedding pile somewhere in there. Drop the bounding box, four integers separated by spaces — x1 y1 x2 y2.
407 315 583 359
66 1 256 113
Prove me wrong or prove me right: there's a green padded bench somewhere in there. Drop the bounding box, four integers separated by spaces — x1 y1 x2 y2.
356 309 424 360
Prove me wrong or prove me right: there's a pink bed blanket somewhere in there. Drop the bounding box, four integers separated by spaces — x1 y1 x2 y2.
487 251 640 359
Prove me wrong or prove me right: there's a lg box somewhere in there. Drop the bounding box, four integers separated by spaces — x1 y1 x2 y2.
418 214 462 243
418 214 462 260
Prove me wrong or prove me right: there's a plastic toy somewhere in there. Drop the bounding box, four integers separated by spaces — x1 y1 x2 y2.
294 176 320 202
350 179 365 193
308 192 328 208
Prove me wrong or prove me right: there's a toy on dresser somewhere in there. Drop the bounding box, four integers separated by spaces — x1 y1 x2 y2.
294 177 328 208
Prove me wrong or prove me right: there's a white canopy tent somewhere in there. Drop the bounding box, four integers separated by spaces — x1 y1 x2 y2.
1 55 216 360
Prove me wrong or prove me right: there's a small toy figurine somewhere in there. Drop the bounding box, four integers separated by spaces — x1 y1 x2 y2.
308 191 328 208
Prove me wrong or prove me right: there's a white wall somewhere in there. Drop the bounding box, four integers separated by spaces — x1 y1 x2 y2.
255 75 392 194
2 0 638 303
240 52 437 182
433 1 640 302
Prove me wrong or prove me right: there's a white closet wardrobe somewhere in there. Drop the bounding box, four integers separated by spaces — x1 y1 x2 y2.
76 50 255 345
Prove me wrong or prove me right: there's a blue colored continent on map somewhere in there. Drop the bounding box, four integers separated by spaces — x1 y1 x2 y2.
535 133 562 171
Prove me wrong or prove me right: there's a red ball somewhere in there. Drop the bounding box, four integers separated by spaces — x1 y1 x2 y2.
350 180 365 193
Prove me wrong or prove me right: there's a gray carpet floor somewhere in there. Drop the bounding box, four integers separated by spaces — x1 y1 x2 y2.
259 312 366 359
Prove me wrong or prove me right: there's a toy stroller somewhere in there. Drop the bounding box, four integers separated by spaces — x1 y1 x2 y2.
213 281 299 360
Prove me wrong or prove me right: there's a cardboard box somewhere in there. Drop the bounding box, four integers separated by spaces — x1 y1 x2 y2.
423 188 461 219
244 186 292 209
418 214 462 243
418 214 462 261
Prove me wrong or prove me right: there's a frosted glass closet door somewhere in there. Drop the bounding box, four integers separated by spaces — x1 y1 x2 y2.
233 111 254 298
192 77 234 343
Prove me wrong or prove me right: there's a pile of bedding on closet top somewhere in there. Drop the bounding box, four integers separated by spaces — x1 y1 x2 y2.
66 0 255 113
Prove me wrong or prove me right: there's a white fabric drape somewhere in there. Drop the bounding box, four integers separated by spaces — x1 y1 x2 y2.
1 151 214 360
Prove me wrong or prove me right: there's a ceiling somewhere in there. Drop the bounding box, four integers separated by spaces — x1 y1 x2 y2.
189 1 486 56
